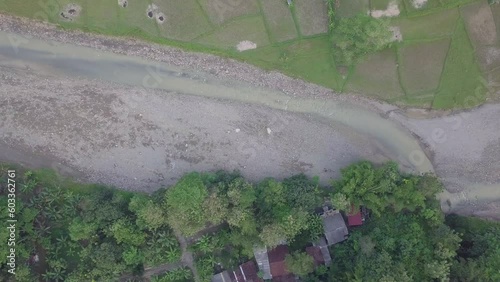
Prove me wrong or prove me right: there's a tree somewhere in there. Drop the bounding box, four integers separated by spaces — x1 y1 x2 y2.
332 14 392 65
165 173 208 236
109 218 146 246
68 217 98 241
282 174 321 212
129 195 168 231
259 223 286 248
202 192 228 225
285 251 315 277
331 161 432 216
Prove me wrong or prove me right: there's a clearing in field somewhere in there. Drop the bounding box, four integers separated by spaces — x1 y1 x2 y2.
399 39 450 95
86 0 119 32
195 16 269 50
403 0 441 14
117 0 159 37
294 0 329 36
153 0 213 41
197 0 260 25
345 48 403 99
471 46 500 72
433 19 486 109
259 0 298 42
336 0 370 18
391 8 458 41
56 0 85 26
370 1 401 18
461 1 498 47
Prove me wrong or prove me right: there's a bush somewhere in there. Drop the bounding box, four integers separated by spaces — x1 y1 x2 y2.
332 14 392 65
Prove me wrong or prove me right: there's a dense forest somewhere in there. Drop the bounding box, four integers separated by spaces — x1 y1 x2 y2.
0 161 499 281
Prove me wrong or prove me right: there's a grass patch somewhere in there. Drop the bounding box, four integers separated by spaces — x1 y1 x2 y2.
371 0 403 11
86 0 120 32
196 15 269 50
294 0 329 36
259 0 297 42
118 0 160 37
433 18 486 109
345 48 403 99
197 0 260 25
393 94 435 107
336 0 370 18
399 39 450 95
0 0 59 21
240 36 341 89
153 0 213 41
392 8 459 41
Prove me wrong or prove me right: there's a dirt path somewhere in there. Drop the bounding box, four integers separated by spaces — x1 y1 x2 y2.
172 230 200 282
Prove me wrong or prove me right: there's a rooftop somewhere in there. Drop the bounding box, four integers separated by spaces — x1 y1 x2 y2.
322 211 348 245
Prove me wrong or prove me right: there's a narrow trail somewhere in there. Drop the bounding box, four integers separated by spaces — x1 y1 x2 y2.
174 230 200 282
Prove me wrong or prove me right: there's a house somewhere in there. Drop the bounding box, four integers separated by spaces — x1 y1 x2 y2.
311 237 332 266
268 245 290 279
321 207 348 246
212 271 231 282
212 261 263 282
347 205 363 227
254 245 295 282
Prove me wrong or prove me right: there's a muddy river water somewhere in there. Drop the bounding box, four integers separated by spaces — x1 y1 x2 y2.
0 31 498 219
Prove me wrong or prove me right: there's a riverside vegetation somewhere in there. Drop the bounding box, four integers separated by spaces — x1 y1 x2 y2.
1 0 499 109
0 161 499 281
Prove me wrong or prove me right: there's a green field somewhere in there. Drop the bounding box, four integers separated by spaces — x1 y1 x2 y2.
399 39 450 95
345 48 403 99
0 0 496 109
433 19 485 109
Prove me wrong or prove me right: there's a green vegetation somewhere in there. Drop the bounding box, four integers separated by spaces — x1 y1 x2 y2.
332 14 393 65
432 18 486 109
151 267 193 282
1 161 500 281
446 215 500 281
0 167 181 281
285 251 315 277
0 0 494 109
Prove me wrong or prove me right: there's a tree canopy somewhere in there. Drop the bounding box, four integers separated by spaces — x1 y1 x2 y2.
331 14 393 65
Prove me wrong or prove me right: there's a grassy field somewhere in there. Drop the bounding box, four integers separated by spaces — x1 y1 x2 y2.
0 0 495 109
433 19 485 108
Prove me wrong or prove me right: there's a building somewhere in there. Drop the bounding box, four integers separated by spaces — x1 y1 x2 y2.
321 207 348 246
212 261 263 282
212 271 231 282
347 205 363 227
254 245 296 282
254 246 272 280
311 237 332 266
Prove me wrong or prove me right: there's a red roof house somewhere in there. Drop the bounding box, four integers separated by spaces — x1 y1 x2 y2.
267 245 295 282
228 260 263 282
347 205 363 227
306 246 324 266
